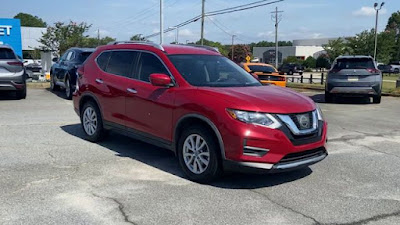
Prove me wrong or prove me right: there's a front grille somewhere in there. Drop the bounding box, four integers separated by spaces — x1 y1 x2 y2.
280 147 326 163
289 112 313 130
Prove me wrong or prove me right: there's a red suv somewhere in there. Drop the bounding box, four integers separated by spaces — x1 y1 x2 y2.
73 42 327 182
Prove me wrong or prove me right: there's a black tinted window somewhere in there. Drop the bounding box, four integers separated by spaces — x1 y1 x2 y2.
96 52 111 71
79 52 93 63
248 65 276 73
137 52 168 82
0 48 16 59
106 51 138 77
334 58 375 69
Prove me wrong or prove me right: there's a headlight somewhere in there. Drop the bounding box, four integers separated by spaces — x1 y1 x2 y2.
316 105 324 121
227 109 281 129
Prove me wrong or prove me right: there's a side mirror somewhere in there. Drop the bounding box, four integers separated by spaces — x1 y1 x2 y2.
52 57 59 63
149 73 173 87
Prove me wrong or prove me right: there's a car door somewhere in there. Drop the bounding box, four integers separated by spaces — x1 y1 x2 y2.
124 51 175 142
94 50 138 126
53 51 69 82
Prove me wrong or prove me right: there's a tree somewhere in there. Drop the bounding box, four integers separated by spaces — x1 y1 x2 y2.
228 44 251 63
195 39 229 56
303 56 316 68
316 54 330 69
283 56 302 64
249 40 292 52
386 11 400 31
14 13 47 27
130 34 146 41
323 38 349 62
81 36 116 48
38 21 91 55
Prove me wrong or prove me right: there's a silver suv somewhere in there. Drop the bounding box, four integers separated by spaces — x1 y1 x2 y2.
325 55 382 104
0 45 26 99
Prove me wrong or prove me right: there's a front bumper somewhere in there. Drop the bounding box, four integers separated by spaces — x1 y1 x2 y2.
224 147 327 173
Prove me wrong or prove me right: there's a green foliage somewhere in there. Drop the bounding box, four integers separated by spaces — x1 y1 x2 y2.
227 44 251 63
386 11 400 31
195 39 229 56
38 21 91 55
316 55 330 69
14 13 47 27
303 56 316 68
81 36 116 48
283 56 301 64
249 41 292 52
130 34 146 41
323 38 349 62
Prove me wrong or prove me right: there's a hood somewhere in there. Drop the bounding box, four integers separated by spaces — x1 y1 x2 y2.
199 85 316 114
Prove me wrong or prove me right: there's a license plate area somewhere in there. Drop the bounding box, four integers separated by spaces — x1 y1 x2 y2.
347 76 359 81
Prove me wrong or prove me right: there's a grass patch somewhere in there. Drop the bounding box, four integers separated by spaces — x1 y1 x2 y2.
27 82 50 89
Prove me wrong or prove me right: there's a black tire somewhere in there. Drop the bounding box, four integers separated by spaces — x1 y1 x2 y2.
65 75 73 100
373 95 381 104
395 68 399 74
50 74 59 91
325 91 333 103
16 85 27 100
299 72 303 75
80 101 106 142
178 125 221 183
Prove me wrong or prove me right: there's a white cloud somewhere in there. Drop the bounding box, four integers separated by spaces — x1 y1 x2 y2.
257 31 274 38
353 6 387 17
179 28 194 37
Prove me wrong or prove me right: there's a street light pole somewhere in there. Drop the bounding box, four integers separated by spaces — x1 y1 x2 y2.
160 0 164 44
231 35 236 60
201 0 205 45
373 2 385 61
271 7 283 68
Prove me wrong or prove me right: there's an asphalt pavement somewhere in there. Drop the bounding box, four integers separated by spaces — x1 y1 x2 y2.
0 88 400 225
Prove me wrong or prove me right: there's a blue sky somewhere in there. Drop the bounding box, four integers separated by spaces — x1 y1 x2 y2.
2 0 399 44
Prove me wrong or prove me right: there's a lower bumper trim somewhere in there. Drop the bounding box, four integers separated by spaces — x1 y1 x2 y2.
330 87 377 95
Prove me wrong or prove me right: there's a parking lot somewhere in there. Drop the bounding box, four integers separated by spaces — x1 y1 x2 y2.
1 88 400 225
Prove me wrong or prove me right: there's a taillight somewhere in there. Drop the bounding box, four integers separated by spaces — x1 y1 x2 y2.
7 61 23 66
366 68 379 73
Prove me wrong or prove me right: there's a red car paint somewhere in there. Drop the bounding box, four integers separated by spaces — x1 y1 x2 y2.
73 43 327 171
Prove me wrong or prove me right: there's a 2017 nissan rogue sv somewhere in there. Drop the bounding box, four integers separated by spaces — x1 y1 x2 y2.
73 42 328 182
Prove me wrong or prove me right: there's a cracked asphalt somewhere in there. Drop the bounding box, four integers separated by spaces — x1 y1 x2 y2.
1 88 400 225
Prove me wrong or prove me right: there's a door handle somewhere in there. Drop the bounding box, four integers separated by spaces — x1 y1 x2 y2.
127 88 137 94
95 78 104 84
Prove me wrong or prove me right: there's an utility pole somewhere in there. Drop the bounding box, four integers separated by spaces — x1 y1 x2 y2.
201 0 205 45
97 29 100 46
160 0 164 44
231 35 236 60
271 7 283 68
169 26 179 43
374 2 385 61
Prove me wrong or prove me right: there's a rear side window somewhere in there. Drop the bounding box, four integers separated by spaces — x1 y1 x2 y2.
106 51 138 77
0 48 16 59
137 52 169 82
79 52 93 63
248 65 276 73
96 51 111 71
334 58 375 70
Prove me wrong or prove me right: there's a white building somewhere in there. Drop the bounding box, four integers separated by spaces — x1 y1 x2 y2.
252 37 342 65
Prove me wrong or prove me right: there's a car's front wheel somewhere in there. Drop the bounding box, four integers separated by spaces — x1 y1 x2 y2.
178 126 221 183
50 74 59 91
65 76 73 100
80 101 106 142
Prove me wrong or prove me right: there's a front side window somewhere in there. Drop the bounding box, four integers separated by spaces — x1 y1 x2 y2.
168 55 261 87
247 65 277 73
105 51 138 77
333 58 375 70
137 52 169 82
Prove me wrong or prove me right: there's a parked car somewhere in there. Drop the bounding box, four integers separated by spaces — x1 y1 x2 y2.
240 62 286 87
377 64 394 74
73 42 328 182
25 62 42 80
50 48 95 99
278 63 304 75
325 55 382 103
0 45 26 99
388 62 400 74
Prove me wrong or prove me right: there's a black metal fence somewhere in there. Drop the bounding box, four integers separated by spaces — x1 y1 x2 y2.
286 73 325 85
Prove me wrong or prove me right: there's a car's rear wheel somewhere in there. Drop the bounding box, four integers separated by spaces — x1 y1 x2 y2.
65 75 73 100
394 68 399 74
178 126 221 183
80 101 106 142
325 91 333 103
16 85 26 100
373 95 381 104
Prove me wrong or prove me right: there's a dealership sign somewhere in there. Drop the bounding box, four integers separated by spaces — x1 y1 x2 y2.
0 18 22 57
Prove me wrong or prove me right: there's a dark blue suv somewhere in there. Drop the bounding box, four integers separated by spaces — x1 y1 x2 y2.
50 48 94 99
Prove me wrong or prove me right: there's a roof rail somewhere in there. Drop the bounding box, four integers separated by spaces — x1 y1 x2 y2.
182 44 220 53
107 41 165 51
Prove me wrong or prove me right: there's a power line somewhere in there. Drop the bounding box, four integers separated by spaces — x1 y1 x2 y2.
144 0 283 39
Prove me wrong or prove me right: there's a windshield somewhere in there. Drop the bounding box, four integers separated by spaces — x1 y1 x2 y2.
168 55 261 87
248 65 276 73
333 58 375 70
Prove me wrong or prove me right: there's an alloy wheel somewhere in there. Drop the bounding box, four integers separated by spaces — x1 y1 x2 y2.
83 107 97 136
183 134 210 174
65 79 71 97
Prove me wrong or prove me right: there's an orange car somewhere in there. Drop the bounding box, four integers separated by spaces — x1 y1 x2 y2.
241 63 286 87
